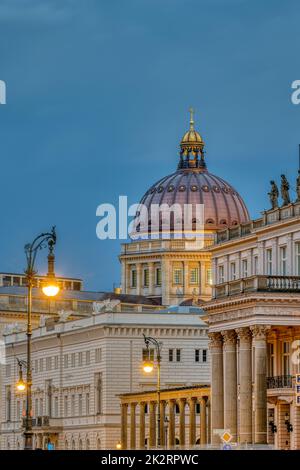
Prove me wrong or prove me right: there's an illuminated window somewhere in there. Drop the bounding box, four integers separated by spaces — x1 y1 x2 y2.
190 268 199 284
218 265 224 283
173 268 183 285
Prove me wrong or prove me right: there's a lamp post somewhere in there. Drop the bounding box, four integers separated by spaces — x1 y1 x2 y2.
142 334 162 447
18 227 60 450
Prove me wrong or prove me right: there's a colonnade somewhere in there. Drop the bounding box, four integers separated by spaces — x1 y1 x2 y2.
209 325 269 444
120 388 210 449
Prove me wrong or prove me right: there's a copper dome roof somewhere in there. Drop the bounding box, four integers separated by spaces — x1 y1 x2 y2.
134 110 249 235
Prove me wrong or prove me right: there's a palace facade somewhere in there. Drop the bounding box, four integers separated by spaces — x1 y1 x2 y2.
204 200 300 449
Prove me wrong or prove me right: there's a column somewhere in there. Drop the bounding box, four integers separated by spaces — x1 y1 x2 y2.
207 399 211 444
160 401 165 446
136 264 141 295
179 399 186 447
168 400 175 448
183 262 189 296
130 403 137 449
188 397 196 446
222 330 237 440
251 325 268 444
121 403 128 450
161 258 170 306
139 402 145 449
148 262 154 295
236 327 252 443
149 401 156 448
208 332 224 444
200 398 207 445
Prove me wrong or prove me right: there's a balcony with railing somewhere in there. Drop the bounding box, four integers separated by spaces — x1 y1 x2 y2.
214 275 300 299
267 375 293 389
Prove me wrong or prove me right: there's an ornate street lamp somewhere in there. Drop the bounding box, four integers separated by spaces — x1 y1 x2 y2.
142 334 162 447
18 227 60 450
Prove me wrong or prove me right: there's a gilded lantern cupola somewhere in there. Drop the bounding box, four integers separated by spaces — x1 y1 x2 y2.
178 108 206 170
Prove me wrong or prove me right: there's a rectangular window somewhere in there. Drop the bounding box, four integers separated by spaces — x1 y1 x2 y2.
34 359 38 374
17 400 21 421
206 268 212 285
190 267 199 284
46 357 52 371
39 358 44 372
95 373 102 414
78 352 83 366
202 349 207 363
39 398 43 416
142 348 154 361
282 341 290 375
266 249 272 275
5 364 11 377
54 356 59 370
86 393 90 415
143 268 149 287
280 246 287 275
155 267 162 286
195 349 200 362
173 268 183 285
268 343 275 376
230 262 236 280
54 397 59 417
254 256 258 275
78 394 83 416
71 353 76 368
34 399 38 417
86 351 90 365
64 396 68 417
5 386 11 421
176 349 181 362
242 259 248 278
95 348 102 363
296 242 300 275
169 349 174 362
64 354 68 369
218 265 224 283
71 394 75 416
131 269 137 288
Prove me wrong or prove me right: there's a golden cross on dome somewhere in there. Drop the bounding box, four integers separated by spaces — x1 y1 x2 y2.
189 107 195 130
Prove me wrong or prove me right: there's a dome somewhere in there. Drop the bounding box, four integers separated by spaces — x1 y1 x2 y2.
133 110 250 236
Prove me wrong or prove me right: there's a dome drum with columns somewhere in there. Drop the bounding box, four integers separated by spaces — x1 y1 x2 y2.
120 110 250 306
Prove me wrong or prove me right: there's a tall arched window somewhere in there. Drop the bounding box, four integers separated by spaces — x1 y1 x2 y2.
79 439 83 450
71 439 75 450
97 438 101 450
86 438 90 450
65 440 68 450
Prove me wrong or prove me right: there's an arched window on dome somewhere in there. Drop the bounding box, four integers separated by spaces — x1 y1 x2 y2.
231 220 238 226
220 219 227 225
206 218 215 225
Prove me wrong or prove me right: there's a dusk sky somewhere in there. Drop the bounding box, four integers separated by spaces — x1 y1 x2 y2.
0 0 300 291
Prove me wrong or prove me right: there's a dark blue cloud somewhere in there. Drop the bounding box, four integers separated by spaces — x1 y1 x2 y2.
0 0 300 290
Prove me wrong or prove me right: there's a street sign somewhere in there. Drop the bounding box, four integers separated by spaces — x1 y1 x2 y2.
222 444 232 450
296 374 300 406
221 431 233 443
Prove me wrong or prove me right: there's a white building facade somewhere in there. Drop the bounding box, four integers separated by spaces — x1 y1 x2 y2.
1 310 209 450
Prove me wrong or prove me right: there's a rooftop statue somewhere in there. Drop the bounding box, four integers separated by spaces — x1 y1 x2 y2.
268 180 279 210
281 174 290 206
297 170 300 203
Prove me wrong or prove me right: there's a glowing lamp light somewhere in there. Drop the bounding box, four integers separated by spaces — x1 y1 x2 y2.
116 442 122 450
16 379 26 392
42 280 60 297
143 361 154 374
